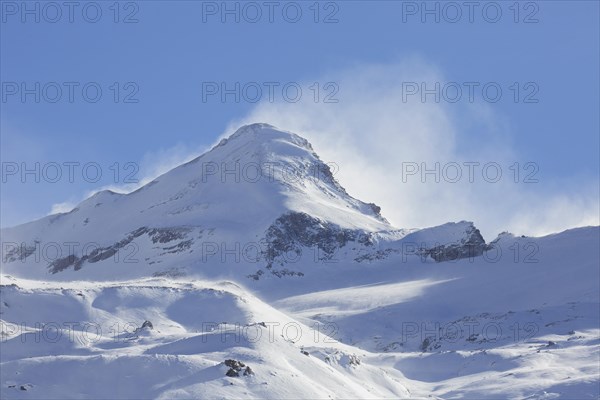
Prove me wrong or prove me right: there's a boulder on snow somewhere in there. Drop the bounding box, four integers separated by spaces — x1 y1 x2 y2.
224 359 253 378
141 320 153 330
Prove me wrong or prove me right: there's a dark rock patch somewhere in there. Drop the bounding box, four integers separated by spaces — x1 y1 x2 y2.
224 359 253 378
257 212 374 278
418 225 490 262
47 226 192 274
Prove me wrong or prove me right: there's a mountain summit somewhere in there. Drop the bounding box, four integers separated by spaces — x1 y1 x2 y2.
2 124 488 281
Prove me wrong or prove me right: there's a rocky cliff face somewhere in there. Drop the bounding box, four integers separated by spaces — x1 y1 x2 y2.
418 225 490 262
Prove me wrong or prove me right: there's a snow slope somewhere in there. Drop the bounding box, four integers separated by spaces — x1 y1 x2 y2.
0 278 412 399
1 124 598 399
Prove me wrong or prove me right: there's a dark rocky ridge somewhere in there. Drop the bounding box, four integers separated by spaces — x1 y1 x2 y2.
418 225 490 262
45 227 192 274
249 214 492 279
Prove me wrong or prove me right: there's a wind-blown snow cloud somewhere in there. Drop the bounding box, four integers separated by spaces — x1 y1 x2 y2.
223 58 599 239
45 59 598 238
49 201 78 215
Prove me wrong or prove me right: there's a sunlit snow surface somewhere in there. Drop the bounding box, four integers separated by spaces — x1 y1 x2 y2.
1 125 598 399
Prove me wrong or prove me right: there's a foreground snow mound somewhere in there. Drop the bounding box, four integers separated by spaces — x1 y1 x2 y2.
0 278 410 399
2 227 598 399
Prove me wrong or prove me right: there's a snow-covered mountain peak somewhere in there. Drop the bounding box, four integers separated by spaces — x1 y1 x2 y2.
1 124 502 282
1 124 395 280
213 123 314 154
130 123 389 231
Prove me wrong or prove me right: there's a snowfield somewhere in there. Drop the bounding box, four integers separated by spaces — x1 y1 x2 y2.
1 124 599 399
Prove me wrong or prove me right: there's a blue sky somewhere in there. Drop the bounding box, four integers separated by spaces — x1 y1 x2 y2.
1 1 599 237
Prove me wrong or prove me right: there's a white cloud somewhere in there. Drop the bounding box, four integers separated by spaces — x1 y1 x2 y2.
45 58 599 239
50 201 77 215
226 59 599 239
